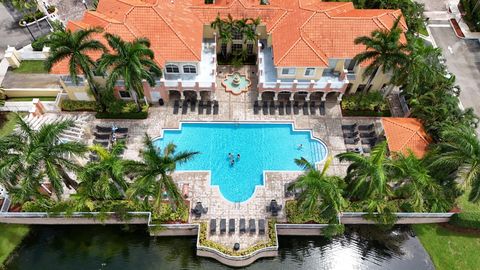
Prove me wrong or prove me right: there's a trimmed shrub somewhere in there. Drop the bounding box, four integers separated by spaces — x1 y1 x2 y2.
31 36 48 51
96 102 149 119
450 212 480 229
341 91 390 116
61 100 98 111
285 200 330 224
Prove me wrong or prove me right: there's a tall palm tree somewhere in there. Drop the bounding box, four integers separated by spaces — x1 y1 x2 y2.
337 141 393 200
77 143 129 201
97 33 162 111
0 114 87 203
392 151 448 212
45 27 106 104
289 156 347 222
429 125 480 202
353 17 407 91
127 135 198 212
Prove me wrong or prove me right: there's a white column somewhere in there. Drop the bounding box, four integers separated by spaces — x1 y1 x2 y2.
337 93 343 103
321 93 326 102
306 92 311 102
273 92 278 101
257 93 262 101
289 92 294 101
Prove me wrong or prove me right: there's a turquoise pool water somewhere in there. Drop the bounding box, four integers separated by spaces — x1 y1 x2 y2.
154 122 327 202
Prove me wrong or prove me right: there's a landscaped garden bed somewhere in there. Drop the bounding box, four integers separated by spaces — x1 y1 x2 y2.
341 92 391 117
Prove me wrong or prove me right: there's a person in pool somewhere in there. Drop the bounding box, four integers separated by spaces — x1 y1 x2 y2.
228 153 233 160
298 144 303 150
230 159 234 166
237 154 240 160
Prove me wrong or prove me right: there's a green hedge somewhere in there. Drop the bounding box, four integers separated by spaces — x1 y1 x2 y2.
342 109 391 117
61 100 97 111
449 212 480 229
285 200 330 224
96 102 149 119
95 111 148 119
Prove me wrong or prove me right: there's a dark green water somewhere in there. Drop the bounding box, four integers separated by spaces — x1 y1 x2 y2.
5 225 434 270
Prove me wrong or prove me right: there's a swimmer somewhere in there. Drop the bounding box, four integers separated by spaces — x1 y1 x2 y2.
237 154 241 160
230 159 234 166
298 144 303 150
228 153 233 159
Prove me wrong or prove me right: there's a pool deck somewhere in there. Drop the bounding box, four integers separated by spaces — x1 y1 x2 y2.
85 65 384 250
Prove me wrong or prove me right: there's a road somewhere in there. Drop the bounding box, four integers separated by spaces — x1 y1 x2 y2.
0 3 31 58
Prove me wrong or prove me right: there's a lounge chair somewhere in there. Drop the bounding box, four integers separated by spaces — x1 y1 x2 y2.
347 147 361 153
258 219 266 235
341 123 357 131
210 219 216 234
94 132 110 140
239 218 246 233
319 101 326 116
190 99 197 112
310 101 316 115
361 137 377 146
286 101 292 115
173 100 179 114
344 137 360 145
278 101 285 115
254 101 260 115
206 100 212 115
115 128 128 134
262 101 268 115
343 131 359 138
269 101 276 115
213 100 219 115
93 140 109 147
249 219 256 234
96 125 112 134
293 101 299 115
360 131 376 138
182 100 188 114
229 219 235 234
198 101 204 114
362 146 371 153
358 123 374 131
302 102 309 115
220 219 226 234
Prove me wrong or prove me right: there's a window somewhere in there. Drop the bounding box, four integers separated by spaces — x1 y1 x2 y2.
233 29 243 40
323 59 338 76
345 59 357 71
247 43 254 55
304 68 315 76
119 90 131 98
281 68 295 75
204 0 214 3
183 65 196 74
232 43 243 54
165 64 179 73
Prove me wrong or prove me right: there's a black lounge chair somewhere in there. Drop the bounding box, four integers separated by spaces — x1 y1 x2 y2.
347 147 362 153
319 101 326 116
220 219 226 234
239 218 246 233
343 131 359 138
302 102 309 115
262 101 268 115
173 100 179 114
270 200 282 216
94 132 110 140
360 131 376 138
359 123 375 131
269 101 276 115
190 99 197 112
249 219 256 234
229 219 235 234
93 140 109 147
213 100 219 115
341 123 357 131
293 101 300 115
210 219 216 234
278 101 284 115
361 137 377 146
344 137 360 145
310 101 316 115
182 100 188 114
198 101 204 114
286 101 292 115
206 101 212 115
259 219 266 235
96 125 112 134
115 127 128 134
254 101 260 115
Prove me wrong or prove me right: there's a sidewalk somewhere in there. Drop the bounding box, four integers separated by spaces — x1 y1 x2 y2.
448 0 480 39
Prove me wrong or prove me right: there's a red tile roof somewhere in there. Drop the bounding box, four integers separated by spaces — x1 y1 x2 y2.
51 0 406 74
381 118 431 158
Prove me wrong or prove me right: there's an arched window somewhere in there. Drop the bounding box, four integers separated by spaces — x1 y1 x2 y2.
166 64 179 73
183 65 197 74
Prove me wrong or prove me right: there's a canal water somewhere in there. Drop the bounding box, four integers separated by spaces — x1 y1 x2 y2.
5 225 434 270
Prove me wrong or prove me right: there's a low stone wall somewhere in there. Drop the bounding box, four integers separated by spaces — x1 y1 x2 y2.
340 212 454 224
149 224 198 236
197 248 278 267
0 212 150 225
276 224 329 236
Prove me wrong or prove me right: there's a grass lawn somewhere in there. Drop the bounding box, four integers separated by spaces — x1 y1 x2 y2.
418 24 429 36
0 112 21 137
413 224 480 270
0 224 29 266
6 97 56 102
11 60 47 74
456 187 480 212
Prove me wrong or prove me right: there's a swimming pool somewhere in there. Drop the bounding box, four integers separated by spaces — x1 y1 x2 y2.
153 122 328 202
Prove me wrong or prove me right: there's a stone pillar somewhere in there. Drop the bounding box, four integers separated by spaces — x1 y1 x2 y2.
309 80 315 91
337 93 343 103
42 46 50 58
306 92 311 102
4 47 20 68
292 80 298 92
177 79 184 100
321 93 326 102
289 92 294 101
32 98 46 114
273 92 278 102
275 80 281 91
196 91 201 101
257 93 262 101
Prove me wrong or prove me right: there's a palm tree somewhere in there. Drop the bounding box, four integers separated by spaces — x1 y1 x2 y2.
392 151 448 212
76 143 129 201
353 17 408 91
97 33 162 111
45 27 106 104
429 125 480 202
126 135 198 212
289 156 347 222
0 114 87 203
337 141 393 200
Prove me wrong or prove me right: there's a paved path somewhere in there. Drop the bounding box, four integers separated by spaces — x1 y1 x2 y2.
0 3 31 59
